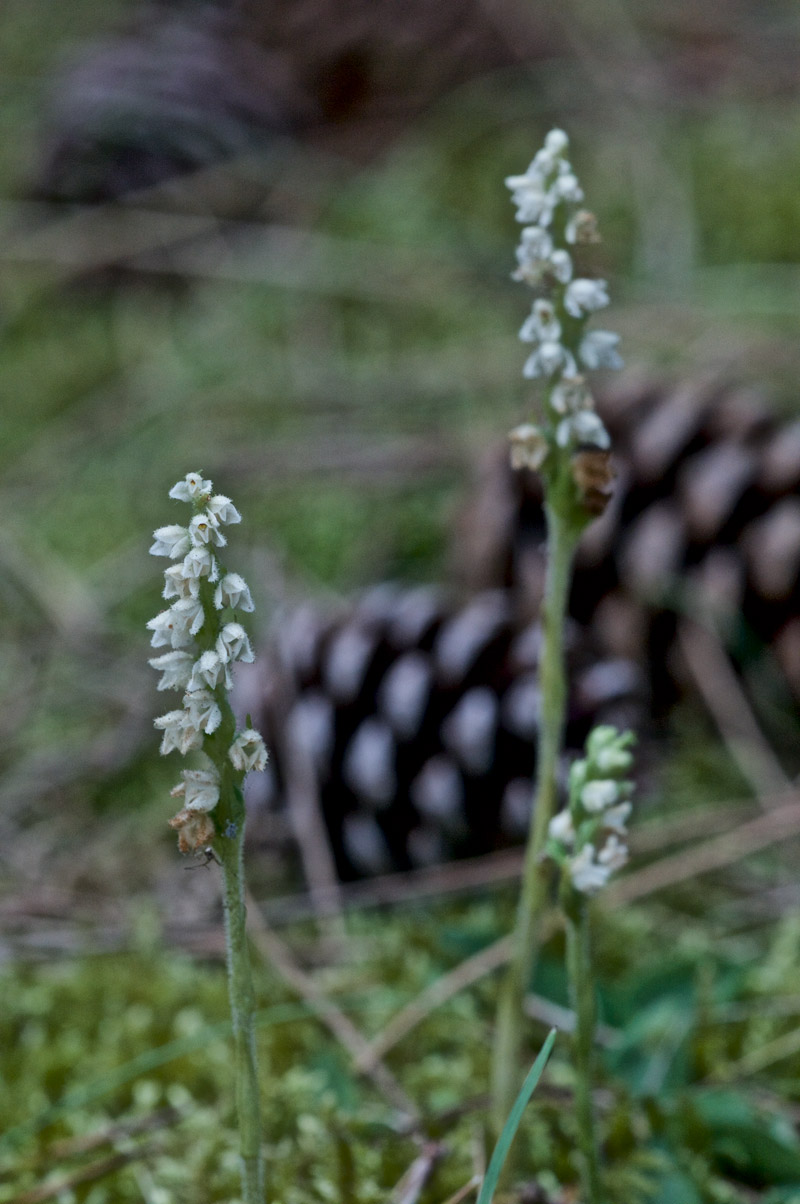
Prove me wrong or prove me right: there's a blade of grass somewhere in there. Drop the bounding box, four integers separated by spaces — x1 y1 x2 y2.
477 1028 557 1204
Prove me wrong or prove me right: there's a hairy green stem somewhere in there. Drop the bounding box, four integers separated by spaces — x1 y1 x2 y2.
217 820 265 1203
491 499 578 1129
565 896 602 1204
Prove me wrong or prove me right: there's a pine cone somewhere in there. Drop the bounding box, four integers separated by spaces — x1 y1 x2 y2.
249 585 646 880
453 373 800 708
35 0 537 207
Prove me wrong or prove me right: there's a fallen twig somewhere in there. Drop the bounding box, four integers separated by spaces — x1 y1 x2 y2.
677 619 791 802
389 1142 446 1204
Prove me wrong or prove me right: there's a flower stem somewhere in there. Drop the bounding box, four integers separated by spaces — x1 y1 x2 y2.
564 893 602 1204
217 815 265 1203
491 497 578 1131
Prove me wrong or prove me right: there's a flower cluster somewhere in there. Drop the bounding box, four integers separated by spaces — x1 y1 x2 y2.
147 472 268 852
506 129 622 466
546 726 635 895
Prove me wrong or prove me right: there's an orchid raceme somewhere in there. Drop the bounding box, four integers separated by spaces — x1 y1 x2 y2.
505 127 621 501
546 725 636 896
147 471 267 853
147 472 266 1204
545 725 636 1203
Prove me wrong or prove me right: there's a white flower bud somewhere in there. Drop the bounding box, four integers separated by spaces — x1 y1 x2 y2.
523 342 577 381
598 834 628 873
189 512 227 549
188 650 230 692
170 767 220 813
229 729 269 774
171 596 205 637
216 622 254 665
150 525 191 559
169 473 212 502
154 709 202 756
162 563 199 601
544 128 569 154
556 411 610 450
214 573 255 613
602 802 632 835
182 547 219 581
568 845 610 895
149 650 194 691
147 608 193 649
519 300 561 344
551 172 584 204
207 495 242 525
183 689 223 734
549 249 573 283
580 779 620 812
548 810 575 846
579 330 623 371
564 278 610 319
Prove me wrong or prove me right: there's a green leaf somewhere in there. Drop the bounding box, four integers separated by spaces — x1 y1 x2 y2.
476 1029 557 1204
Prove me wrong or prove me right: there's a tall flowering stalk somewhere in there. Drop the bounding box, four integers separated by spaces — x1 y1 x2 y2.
147 472 268 1204
491 130 622 1130
548 726 635 1202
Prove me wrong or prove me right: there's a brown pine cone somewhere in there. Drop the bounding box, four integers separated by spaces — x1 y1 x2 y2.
453 373 800 710
248 585 646 880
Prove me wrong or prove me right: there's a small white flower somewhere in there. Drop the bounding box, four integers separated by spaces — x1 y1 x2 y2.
216 622 254 665
214 573 255 612
170 767 220 813
519 300 561 344
147 608 193 649
523 341 577 380
579 330 623 371
581 779 620 812
548 809 575 846
551 172 584 205
162 562 200 601
506 177 553 225
602 802 632 835
182 547 219 581
229 729 269 774
149 525 191 559
188 650 230 692
154 709 202 756
564 278 610 318
550 375 592 415
513 226 554 284
171 596 205 637
189 512 227 549
568 845 610 895
509 424 549 472
207 495 242 525
168 473 212 503
556 410 610 449
544 128 569 155
595 746 633 774
598 834 629 873
183 689 223 734
149 650 194 691
549 249 573 283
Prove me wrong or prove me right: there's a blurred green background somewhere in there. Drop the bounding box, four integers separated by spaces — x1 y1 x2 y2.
2 1 800 1199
